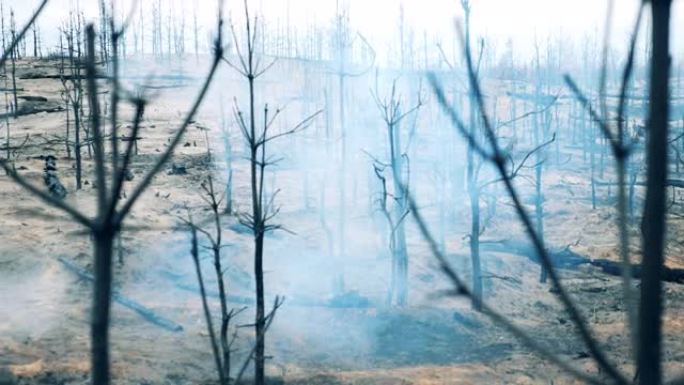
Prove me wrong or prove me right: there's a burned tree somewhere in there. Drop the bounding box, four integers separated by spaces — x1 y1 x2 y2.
9 8 17 114
414 0 673 383
185 176 245 385
454 0 557 307
330 5 375 294
459 0 486 310
185 175 286 385
220 101 234 215
531 40 549 283
370 79 422 306
60 11 85 189
637 0 671 383
0 1 47 169
31 21 40 58
224 2 321 381
0 1 5 60
0 1 224 383
189 225 224 384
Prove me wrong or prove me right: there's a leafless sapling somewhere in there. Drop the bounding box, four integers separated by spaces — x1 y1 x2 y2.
60 11 85 188
369 79 422 306
330 4 375 294
224 2 321 381
185 175 246 385
186 186 285 385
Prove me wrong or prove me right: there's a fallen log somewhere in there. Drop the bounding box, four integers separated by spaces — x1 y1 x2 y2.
140 83 191 90
595 179 684 189
19 74 107 80
506 91 560 105
480 239 586 269
589 258 684 284
18 95 48 102
169 278 253 305
0 106 64 120
480 239 684 284
57 256 183 332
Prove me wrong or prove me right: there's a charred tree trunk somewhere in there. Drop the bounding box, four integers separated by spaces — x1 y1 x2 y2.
221 115 233 215
43 155 67 199
590 121 597 209
0 2 5 67
533 50 548 284
469 182 482 310
214 245 231 382
462 0 483 311
535 158 546 283
91 228 114 385
190 228 225 385
10 12 17 115
336 71 347 295
247 67 266 385
388 119 409 306
202 181 232 385
638 1 671 384
254 229 265 385
73 100 82 189
32 23 37 57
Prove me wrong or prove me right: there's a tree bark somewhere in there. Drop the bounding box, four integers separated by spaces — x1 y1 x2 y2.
638 1 671 384
254 231 265 385
246 65 266 384
389 121 409 306
469 185 482 310
91 229 114 385
73 101 82 189
191 230 225 385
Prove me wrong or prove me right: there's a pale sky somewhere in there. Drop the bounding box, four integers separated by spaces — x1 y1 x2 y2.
6 0 684 65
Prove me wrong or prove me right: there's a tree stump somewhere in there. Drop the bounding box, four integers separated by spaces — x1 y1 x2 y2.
43 155 67 199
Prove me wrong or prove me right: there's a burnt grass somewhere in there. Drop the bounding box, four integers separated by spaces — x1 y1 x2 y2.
369 310 512 366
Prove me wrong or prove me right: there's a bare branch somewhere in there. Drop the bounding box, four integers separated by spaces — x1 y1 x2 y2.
233 297 284 385
254 57 278 79
260 109 323 146
479 133 556 190
497 95 559 130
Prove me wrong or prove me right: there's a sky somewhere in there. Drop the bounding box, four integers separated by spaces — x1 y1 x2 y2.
6 0 684 65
